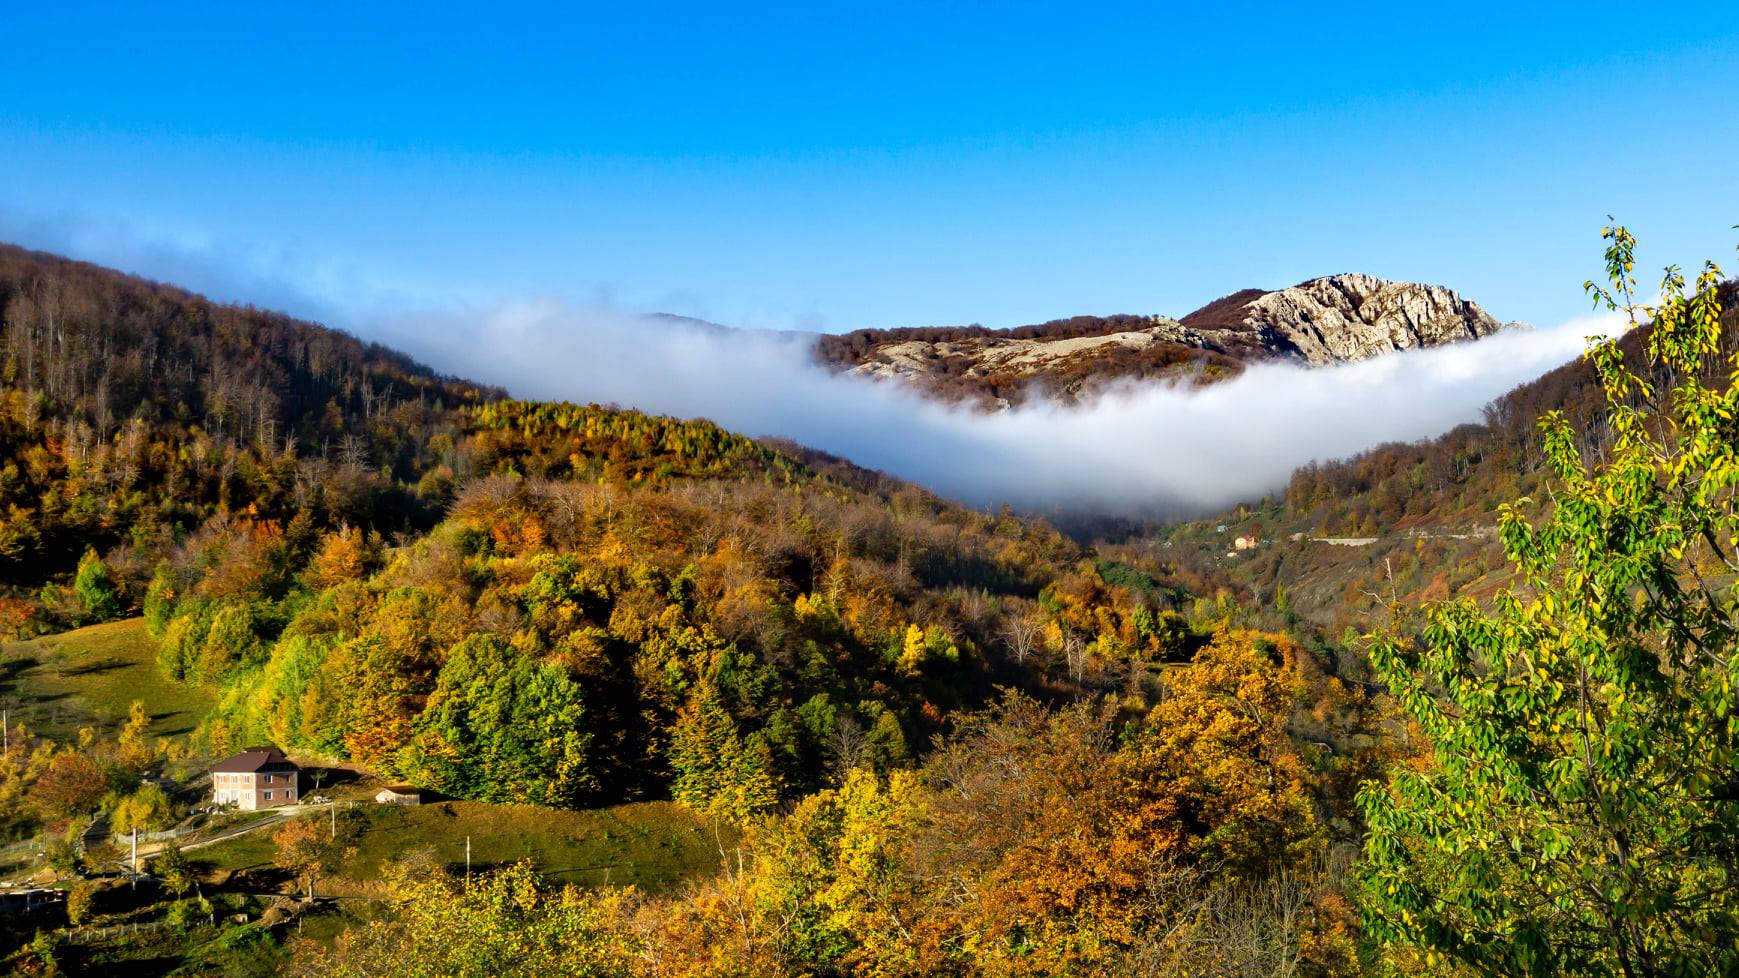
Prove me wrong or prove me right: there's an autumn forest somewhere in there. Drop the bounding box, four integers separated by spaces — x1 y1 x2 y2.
0 227 1734 978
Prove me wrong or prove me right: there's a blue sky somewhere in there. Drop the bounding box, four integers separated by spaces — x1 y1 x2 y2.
2 2 1736 333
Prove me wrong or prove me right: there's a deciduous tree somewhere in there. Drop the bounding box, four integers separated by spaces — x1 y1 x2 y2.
274 816 351 900
1359 229 1739 976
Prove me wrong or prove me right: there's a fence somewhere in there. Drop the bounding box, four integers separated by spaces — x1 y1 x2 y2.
63 919 170 945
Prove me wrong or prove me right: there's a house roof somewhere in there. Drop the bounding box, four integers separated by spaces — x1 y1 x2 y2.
377 785 420 796
211 747 296 773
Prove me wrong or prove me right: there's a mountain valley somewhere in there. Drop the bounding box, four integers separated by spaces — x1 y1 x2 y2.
0 240 1731 977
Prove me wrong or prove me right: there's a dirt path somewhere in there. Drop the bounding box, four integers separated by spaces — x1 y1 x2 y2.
134 804 331 860
78 812 111 854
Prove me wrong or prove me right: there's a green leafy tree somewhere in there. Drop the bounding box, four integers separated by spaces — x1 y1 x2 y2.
1358 229 1739 976
111 783 175 834
65 881 99 925
864 707 910 773
43 833 80 877
73 548 120 624
151 840 195 898
165 895 214 931
297 862 638 977
25 929 62 975
157 601 214 681
195 603 263 683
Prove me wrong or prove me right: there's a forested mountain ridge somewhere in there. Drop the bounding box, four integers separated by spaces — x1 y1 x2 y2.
0 242 501 590
0 242 1246 811
0 242 1428 976
814 273 1518 408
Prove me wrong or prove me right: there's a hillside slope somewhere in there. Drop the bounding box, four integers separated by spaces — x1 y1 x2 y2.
0 243 1221 818
0 243 500 588
1150 281 1739 633
814 274 1518 408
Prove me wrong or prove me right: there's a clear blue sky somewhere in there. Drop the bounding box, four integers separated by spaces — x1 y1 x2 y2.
1 2 1735 332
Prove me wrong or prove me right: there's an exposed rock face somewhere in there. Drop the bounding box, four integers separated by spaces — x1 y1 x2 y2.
1173 273 1514 366
815 274 1521 408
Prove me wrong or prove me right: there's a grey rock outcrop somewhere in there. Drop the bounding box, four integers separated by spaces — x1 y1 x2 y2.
1173 273 1519 366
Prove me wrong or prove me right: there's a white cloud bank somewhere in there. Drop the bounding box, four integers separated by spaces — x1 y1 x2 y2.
0 208 1610 517
371 301 1611 518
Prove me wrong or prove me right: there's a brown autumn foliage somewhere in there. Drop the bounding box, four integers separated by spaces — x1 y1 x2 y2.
0 242 495 609
0 245 1394 974
29 751 111 819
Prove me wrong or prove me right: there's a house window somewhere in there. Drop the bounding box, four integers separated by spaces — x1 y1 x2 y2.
264 790 273 800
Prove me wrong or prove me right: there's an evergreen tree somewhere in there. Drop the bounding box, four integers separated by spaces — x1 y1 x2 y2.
399 634 594 807
668 680 777 820
142 561 178 637
72 548 120 623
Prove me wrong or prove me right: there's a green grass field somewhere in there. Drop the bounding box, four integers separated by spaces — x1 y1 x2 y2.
196 798 733 895
0 617 215 742
1 619 732 899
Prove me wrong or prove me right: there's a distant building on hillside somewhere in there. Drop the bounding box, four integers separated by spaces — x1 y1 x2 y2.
375 785 422 806
211 747 299 811
1233 535 1256 550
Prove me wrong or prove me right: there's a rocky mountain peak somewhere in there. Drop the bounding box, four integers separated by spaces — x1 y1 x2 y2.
1180 273 1519 366
812 274 1522 408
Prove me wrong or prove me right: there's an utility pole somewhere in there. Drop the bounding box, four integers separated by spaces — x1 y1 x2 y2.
131 828 138 890
330 799 336 840
465 836 471 886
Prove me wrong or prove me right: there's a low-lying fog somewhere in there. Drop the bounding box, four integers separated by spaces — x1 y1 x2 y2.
375 302 1610 517
0 209 1617 518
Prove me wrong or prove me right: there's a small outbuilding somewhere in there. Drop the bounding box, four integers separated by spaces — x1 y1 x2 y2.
375 785 422 806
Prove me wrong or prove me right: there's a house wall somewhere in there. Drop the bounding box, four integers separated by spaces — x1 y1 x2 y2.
212 770 299 811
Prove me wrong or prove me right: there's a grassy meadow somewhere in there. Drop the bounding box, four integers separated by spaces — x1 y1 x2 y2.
0 618 215 742
194 798 732 894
